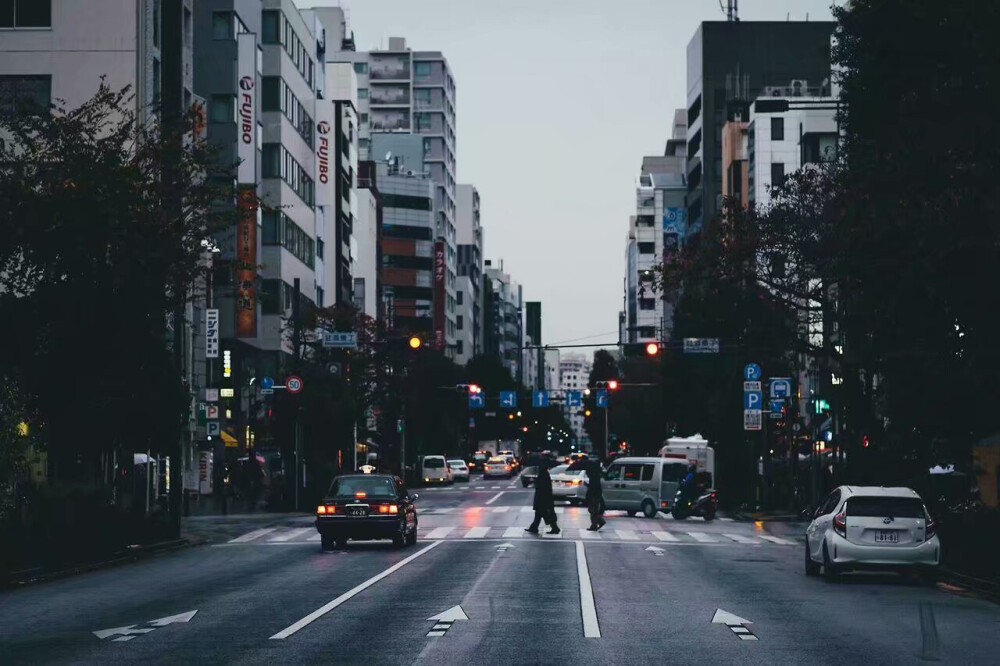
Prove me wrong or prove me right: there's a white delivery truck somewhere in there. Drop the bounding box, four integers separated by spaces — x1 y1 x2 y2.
658 434 716 487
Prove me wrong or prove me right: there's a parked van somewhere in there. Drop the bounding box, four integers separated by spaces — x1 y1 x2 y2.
602 457 691 517
420 455 452 485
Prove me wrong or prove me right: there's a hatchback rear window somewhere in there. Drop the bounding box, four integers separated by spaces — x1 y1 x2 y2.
329 477 396 498
847 496 925 518
423 458 444 468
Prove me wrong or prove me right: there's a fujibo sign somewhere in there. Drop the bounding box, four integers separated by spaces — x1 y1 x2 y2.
236 33 256 185
239 76 254 145
316 121 330 185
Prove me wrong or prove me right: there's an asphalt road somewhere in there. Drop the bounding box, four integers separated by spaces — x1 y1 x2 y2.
1 476 998 665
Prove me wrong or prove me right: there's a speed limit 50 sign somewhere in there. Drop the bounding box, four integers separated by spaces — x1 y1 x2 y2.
286 375 304 394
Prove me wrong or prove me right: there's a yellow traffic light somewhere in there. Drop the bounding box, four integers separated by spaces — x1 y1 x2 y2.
508 413 515 420
584 409 592 417
408 336 422 349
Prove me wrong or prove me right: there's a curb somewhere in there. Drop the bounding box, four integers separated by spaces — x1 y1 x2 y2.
729 512 806 523
936 567 1000 605
3 536 208 590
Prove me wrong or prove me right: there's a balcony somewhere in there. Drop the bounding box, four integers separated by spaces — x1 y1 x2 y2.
371 119 411 131
369 67 409 81
370 91 410 106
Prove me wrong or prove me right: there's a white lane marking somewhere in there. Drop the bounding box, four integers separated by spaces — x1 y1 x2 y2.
759 535 796 545
521 506 533 513
615 530 639 541
554 507 565 514
433 507 454 514
491 507 509 513
269 527 312 542
719 517 734 522
492 485 502 489
723 533 757 544
652 530 680 542
578 528 598 539
308 533 321 542
474 486 485 490
686 531 717 543
576 541 601 638
485 491 504 505
426 527 454 539
270 541 442 640
503 527 525 538
463 527 490 539
228 528 277 543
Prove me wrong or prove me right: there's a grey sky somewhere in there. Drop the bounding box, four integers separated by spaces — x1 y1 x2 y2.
314 0 838 347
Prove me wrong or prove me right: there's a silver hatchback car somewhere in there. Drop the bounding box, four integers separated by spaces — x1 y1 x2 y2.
805 486 940 581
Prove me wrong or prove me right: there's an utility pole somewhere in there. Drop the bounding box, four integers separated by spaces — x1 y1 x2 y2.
292 277 301 510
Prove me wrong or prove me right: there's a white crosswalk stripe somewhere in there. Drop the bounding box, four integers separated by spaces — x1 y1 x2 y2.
521 506 533 513
686 531 718 543
503 526 525 538
542 530 563 539
269 527 312 542
759 535 797 545
723 533 757 544
578 528 599 539
491 507 509 513
615 530 639 541
426 527 454 539
307 533 321 542
228 528 277 543
718 517 734 522
652 530 680 542
463 527 490 539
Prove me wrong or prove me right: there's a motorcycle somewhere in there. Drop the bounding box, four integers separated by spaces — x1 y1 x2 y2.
671 487 719 521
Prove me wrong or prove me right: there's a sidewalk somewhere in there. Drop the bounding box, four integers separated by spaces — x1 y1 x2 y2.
183 512 314 544
729 510 806 523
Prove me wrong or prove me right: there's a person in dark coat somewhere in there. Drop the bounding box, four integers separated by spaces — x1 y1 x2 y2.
526 463 559 534
585 459 606 531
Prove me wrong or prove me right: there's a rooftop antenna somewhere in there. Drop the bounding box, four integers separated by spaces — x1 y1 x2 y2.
719 0 739 22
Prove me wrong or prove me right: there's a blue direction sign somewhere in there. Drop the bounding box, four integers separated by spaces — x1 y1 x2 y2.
499 391 517 408
743 391 763 410
596 390 609 408
260 376 275 390
468 394 485 409
769 378 792 399
566 390 582 407
532 390 549 408
743 363 762 381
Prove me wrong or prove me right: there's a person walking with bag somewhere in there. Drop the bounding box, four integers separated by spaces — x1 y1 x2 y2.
526 462 559 534
586 458 606 531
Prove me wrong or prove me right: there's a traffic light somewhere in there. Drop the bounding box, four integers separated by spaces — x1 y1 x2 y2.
469 384 482 394
584 409 592 417
645 342 660 356
607 379 619 390
408 336 422 350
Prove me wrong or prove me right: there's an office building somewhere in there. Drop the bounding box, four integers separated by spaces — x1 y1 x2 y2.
456 184 483 361
559 354 592 448
685 20 835 234
484 260 522 383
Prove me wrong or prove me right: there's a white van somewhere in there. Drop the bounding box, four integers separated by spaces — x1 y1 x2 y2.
420 455 452 485
659 434 715 486
602 457 691 517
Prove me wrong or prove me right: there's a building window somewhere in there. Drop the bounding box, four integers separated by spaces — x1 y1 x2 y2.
456 290 463 305
0 75 51 118
152 58 161 103
261 10 279 43
771 116 784 141
261 76 280 111
357 88 368 99
316 238 324 260
0 0 51 28
414 62 431 78
456 340 464 355
354 62 368 75
770 162 785 188
457 315 464 330
639 326 656 338
209 94 234 123
152 0 160 48
261 144 280 178
212 12 231 39
637 242 655 255
639 299 656 311
359 113 368 123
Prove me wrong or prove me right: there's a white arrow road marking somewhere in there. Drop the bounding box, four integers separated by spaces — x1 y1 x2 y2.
712 609 753 626
759 535 796 545
652 531 680 542
723 533 757 544
645 546 665 555
496 542 515 550
148 610 198 627
269 528 312 542
229 528 277 543
686 531 717 543
502 527 524 538
93 625 155 640
464 527 489 539
271 541 442 639
576 541 601 638
427 605 469 622
426 527 454 539
485 491 504 505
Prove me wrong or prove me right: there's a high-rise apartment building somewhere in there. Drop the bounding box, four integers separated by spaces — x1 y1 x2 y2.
456 184 483 363
559 354 592 448
685 21 835 235
484 261 523 383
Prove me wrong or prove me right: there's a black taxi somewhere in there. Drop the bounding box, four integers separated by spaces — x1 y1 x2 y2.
315 473 419 550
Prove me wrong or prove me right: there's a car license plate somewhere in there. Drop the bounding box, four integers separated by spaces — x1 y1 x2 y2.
874 530 898 543
347 506 368 517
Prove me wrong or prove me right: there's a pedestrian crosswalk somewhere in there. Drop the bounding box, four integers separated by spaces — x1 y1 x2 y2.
224 525 799 546
418 505 734 520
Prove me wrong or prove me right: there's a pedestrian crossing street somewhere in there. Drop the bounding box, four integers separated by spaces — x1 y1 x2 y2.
224 523 799 546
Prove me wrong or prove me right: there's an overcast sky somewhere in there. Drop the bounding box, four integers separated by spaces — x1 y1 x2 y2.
312 0 839 348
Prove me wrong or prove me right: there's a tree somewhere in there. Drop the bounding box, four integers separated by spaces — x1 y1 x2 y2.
0 84 238 503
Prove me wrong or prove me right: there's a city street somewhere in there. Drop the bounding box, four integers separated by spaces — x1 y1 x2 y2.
1 479 997 665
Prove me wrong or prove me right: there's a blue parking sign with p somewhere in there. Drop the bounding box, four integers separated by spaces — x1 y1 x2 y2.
744 391 763 410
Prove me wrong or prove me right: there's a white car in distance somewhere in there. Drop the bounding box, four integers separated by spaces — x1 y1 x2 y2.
447 459 470 482
805 485 940 581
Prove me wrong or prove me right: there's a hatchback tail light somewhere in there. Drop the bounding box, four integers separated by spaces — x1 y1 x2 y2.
833 510 847 537
925 515 937 539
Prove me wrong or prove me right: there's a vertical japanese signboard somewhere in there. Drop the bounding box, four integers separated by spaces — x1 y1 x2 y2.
205 308 219 358
433 240 446 351
235 188 257 338
314 100 334 207
236 33 257 185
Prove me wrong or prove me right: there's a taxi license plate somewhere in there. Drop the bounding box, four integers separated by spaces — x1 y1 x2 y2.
347 506 368 517
874 530 898 543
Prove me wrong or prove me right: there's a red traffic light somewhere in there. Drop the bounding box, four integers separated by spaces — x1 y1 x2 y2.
468 384 482 394
607 380 619 390
645 342 660 356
